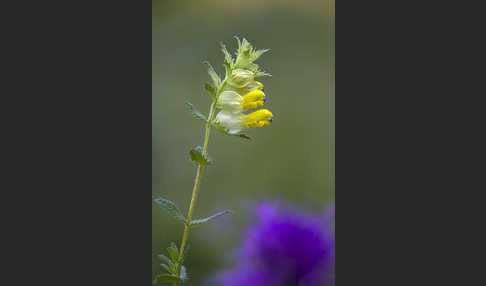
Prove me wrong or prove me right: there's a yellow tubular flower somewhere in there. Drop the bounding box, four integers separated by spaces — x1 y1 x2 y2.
215 108 274 134
242 89 266 110
244 109 273 127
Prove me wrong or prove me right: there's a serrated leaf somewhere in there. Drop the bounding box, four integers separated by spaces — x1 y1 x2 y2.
167 243 179 262
189 146 212 166
190 210 232 227
234 35 242 51
220 42 234 66
204 83 216 100
155 274 181 283
203 61 221 89
223 61 232 80
154 198 186 223
252 48 270 61
185 102 207 122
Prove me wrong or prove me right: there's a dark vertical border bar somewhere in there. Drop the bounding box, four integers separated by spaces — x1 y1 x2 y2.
337 0 485 285
2 0 152 284
69 1 153 284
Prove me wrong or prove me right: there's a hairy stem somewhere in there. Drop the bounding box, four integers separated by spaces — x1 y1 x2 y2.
175 81 226 285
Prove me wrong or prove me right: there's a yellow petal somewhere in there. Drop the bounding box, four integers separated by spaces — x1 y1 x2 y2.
242 100 264 110
242 89 265 103
246 109 273 122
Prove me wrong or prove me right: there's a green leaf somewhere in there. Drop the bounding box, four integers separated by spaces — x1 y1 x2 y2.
252 48 270 61
185 101 207 122
155 274 181 283
160 263 171 273
190 210 232 227
203 61 221 89
167 243 179 262
236 133 251 140
223 61 232 80
167 260 176 273
157 254 170 264
189 146 212 166
154 197 186 223
234 35 242 53
204 83 216 100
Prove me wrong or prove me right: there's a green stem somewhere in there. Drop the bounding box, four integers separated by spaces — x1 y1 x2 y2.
174 81 226 285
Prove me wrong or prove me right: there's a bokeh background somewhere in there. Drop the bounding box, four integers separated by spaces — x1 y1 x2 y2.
152 0 334 284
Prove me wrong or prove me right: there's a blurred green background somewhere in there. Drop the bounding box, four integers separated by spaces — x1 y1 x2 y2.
152 0 334 284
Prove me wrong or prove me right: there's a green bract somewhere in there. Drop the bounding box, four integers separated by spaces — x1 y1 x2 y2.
224 37 270 91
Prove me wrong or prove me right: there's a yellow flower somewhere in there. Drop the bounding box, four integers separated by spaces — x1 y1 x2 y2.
244 109 273 127
214 109 273 134
242 89 266 110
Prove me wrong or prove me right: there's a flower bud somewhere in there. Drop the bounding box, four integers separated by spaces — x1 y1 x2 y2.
228 69 254 88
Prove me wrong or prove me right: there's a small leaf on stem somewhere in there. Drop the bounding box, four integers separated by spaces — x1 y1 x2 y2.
189 146 212 166
155 274 181 283
153 198 187 223
157 254 170 264
167 260 176 274
185 102 207 122
203 61 221 89
190 210 232 227
204 83 216 100
160 263 171 273
167 243 179 262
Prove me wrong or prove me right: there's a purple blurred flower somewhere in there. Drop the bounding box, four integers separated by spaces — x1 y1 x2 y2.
217 202 334 286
